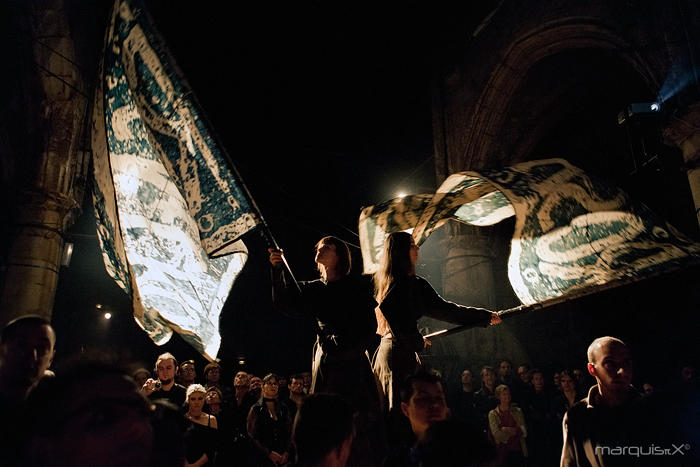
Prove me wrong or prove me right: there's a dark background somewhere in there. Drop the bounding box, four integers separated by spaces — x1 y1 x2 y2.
52 1 700 388
54 0 494 377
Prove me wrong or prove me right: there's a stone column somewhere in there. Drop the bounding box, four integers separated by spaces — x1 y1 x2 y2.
0 0 87 326
441 223 498 309
0 192 78 322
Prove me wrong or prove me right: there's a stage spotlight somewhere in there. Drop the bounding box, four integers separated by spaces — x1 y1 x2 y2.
104 312 112 320
397 192 407 199
617 102 661 124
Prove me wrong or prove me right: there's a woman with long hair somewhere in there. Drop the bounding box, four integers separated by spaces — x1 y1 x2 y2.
373 231 501 412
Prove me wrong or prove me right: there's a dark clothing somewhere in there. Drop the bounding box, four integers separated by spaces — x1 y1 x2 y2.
372 275 492 411
551 391 583 424
184 414 217 466
148 383 186 409
273 269 384 466
449 389 479 428
561 385 641 467
215 392 258 467
523 389 554 467
281 397 301 422
230 391 258 437
473 386 499 434
246 399 293 466
272 269 380 415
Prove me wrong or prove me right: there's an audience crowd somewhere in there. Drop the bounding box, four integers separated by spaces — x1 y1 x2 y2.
0 315 698 466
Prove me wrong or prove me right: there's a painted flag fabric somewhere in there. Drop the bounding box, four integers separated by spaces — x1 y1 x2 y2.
359 158 700 305
91 0 259 359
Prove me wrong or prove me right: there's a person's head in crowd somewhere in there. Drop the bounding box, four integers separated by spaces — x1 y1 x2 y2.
315 236 352 282
553 371 562 391
301 371 312 393
155 353 178 386
498 359 513 382
186 384 207 413
680 364 696 382
400 367 449 442
417 419 494 467
495 384 513 408
133 368 150 389
262 373 280 400
480 365 496 392
234 370 250 389
642 382 654 394
460 369 473 390
278 374 289 389
250 375 263 398
178 360 196 386
572 368 584 383
586 336 633 406
0 315 56 400
203 362 221 387
517 364 530 384
293 393 355 467
205 386 223 414
529 369 545 393
289 373 305 396
23 358 178 467
559 370 577 394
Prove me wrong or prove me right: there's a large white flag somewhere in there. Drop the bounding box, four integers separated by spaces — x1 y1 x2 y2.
91 0 260 359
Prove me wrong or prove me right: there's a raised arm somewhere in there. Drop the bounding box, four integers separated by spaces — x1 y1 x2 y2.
269 248 307 318
418 277 499 327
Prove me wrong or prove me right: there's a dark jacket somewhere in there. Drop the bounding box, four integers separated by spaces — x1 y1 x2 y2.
379 275 492 348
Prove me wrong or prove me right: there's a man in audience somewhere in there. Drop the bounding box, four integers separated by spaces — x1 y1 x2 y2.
384 367 451 466
561 336 639 466
498 359 524 404
524 368 553 466
283 373 307 420
0 316 56 466
292 393 354 467
473 365 498 434
301 370 312 394
141 352 186 408
497 360 514 386
517 364 531 385
448 369 478 428
249 375 263 400
22 360 172 467
204 361 222 389
178 359 196 387
0 315 55 403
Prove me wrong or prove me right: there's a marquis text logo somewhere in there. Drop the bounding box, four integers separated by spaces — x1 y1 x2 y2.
596 443 691 457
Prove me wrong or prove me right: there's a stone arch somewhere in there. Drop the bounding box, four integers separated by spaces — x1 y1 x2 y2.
461 18 658 171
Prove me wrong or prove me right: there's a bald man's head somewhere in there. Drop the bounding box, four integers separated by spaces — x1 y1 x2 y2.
587 336 627 365
586 336 633 404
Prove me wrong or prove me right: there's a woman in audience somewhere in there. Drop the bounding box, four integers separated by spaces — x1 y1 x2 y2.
184 384 218 467
488 384 527 467
246 373 293 466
